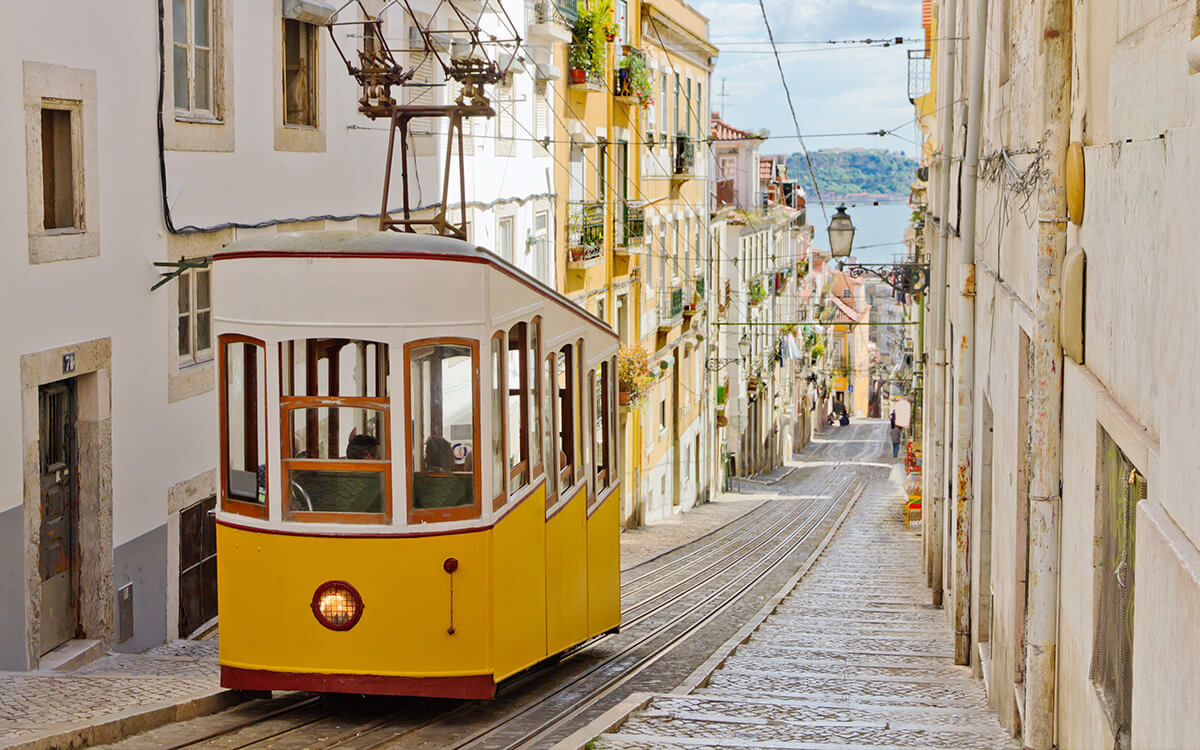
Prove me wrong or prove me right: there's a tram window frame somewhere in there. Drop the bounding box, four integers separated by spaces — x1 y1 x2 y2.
584 369 596 502
609 355 619 485
543 352 558 511
405 338 482 524
528 317 543 483
490 332 507 511
506 322 530 496
594 360 612 496
556 344 575 491
219 334 268 519
575 339 585 480
278 338 392 524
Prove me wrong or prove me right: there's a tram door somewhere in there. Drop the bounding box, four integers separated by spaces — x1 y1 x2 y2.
39 381 78 655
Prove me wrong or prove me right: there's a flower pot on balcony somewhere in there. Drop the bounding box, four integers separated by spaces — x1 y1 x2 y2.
619 390 631 405
570 68 587 84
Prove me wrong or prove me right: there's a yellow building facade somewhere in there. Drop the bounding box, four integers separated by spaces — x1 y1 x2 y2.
543 0 716 527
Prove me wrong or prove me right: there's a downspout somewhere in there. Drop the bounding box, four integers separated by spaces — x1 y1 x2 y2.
1024 0 1071 746
952 0 987 667
929 0 958 608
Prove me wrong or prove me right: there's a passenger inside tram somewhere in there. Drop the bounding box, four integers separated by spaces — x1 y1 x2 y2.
410 343 475 510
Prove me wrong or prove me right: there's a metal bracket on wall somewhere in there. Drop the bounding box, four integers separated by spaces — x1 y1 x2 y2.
839 261 931 295
150 258 210 292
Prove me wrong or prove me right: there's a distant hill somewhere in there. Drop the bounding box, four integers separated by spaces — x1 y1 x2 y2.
785 149 918 199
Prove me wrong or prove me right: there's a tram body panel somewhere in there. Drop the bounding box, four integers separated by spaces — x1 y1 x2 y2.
545 486 590 654
216 523 492 680
586 493 622 637
490 485 549 682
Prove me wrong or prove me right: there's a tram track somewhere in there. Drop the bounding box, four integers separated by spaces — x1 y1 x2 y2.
446 476 865 749
129 425 884 750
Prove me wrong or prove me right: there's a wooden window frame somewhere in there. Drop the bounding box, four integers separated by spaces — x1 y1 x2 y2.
528 317 544 483
491 332 507 511
279 396 392 524
557 344 575 492
594 360 612 495
575 339 585 480
609 354 618 485
586 369 599 503
506 322 530 495
282 17 318 128
404 337 483 524
218 334 268 519
543 352 558 512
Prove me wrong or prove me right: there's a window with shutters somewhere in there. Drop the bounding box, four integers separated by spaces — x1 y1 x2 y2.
685 78 692 137
568 147 585 202
1090 429 1146 750
534 80 550 146
495 75 515 157
406 25 436 134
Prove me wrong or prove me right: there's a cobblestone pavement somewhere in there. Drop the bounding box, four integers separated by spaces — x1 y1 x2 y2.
0 640 219 747
595 420 1019 749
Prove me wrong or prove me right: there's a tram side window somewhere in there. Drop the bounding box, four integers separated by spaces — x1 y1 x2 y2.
221 336 267 517
556 345 575 489
491 333 506 509
594 360 612 493
507 322 529 494
576 339 585 478
609 355 619 482
410 342 477 515
280 338 390 522
529 318 543 481
543 353 558 508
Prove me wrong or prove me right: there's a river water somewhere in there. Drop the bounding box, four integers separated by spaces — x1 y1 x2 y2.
809 200 913 265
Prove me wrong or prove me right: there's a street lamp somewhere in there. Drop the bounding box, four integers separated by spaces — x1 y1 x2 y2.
706 332 755 371
827 205 856 258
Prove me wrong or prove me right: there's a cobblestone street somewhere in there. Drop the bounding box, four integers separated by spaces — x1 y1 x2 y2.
593 423 1019 749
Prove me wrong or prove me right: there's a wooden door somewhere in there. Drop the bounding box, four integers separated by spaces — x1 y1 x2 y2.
39 381 77 654
179 496 218 637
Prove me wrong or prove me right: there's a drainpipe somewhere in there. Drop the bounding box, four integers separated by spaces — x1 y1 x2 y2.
1024 0 1071 745
928 0 958 608
951 0 987 667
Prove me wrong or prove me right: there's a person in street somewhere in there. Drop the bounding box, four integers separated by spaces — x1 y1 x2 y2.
891 423 903 458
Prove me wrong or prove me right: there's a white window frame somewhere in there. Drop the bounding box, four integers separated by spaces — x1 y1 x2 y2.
173 0 218 119
178 267 213 368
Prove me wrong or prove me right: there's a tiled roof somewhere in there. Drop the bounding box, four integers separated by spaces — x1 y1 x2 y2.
712 114 763 141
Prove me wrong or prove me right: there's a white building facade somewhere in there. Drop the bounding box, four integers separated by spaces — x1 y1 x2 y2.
1 0 556 669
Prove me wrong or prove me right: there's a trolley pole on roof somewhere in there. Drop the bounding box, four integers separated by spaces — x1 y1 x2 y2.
325 0 523 239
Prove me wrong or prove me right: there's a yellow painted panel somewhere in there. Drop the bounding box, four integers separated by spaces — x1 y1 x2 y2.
492 487 548 681
217 524 492 677
545 487 589 653
586 491 621 637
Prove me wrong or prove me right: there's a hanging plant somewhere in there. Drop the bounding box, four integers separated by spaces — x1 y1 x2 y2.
616 48 654 110
617 344 654 406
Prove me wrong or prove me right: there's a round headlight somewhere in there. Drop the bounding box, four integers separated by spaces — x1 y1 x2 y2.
310 581 364 631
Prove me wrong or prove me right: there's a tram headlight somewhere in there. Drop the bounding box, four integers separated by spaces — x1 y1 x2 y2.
310 581 364 631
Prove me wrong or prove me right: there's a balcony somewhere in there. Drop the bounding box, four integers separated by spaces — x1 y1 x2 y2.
672 134 697 181
614 200 645 251
529 0 573 43
568 47 605 91
908 49 932 103
658 284 684 331
613 47 646 105
683 277 704 317
567 201 605 270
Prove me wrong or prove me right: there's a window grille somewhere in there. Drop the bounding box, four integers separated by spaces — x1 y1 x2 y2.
1090 428 1146 750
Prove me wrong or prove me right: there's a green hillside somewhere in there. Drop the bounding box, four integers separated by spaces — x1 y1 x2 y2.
786 149 918 197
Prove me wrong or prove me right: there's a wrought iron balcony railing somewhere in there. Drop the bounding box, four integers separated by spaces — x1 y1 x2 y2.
615 201 645 248
908 49 932 102
658 284 684 329
673 134 696 177
567 201 605 268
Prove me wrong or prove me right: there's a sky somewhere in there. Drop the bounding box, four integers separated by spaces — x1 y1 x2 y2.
689 0 924 159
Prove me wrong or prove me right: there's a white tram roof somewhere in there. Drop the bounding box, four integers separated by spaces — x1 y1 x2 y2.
214 231 616 347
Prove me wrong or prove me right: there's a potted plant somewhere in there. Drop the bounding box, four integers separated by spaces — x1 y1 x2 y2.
617 344 654 407
571 1 614 83
568 41 590 84
748 277 767 306
616 48 653 109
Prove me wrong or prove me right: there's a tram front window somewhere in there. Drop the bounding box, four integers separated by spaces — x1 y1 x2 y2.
280 338 391 522
409 342 477 513
286 406 387 514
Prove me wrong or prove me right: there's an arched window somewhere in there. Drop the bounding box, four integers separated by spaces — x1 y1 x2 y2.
220 335 267 519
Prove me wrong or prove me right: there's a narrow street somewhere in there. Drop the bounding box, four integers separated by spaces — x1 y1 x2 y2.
18 420 1010 750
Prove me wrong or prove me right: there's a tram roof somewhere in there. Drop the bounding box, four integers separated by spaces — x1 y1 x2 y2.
214 231 616 338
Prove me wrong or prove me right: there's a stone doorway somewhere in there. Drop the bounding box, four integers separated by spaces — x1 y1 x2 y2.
38 379 78 654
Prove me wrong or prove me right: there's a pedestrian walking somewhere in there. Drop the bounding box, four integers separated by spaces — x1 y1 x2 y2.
890 423 903 458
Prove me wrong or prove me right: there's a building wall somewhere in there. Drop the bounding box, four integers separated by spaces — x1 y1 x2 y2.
923 0 1200 744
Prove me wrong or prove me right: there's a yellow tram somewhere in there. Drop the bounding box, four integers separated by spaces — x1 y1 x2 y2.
211 232 621 699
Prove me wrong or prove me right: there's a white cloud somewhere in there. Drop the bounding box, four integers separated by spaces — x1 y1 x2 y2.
694 0 923 155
